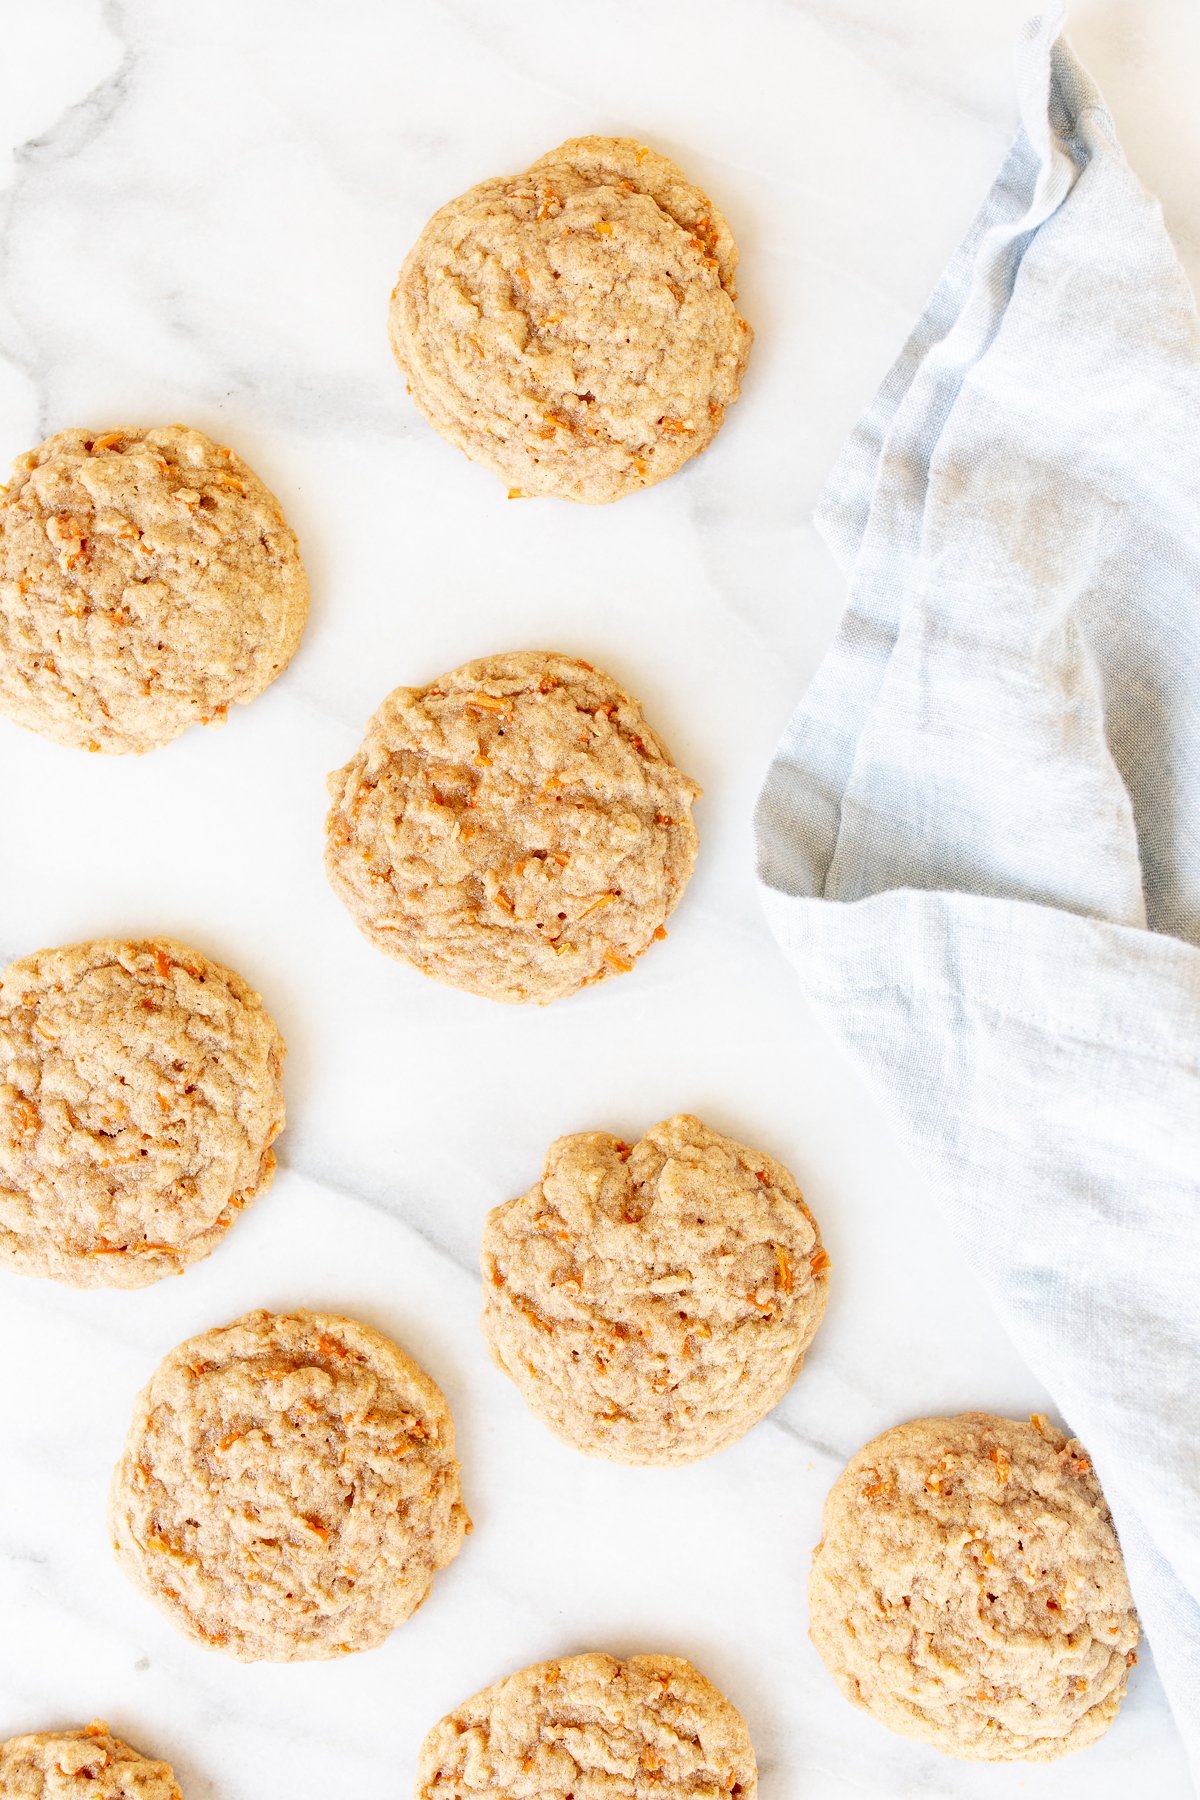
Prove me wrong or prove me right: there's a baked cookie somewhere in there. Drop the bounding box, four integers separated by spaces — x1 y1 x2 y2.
415 1652 757 1800
0 1720 182 1799
389 135 752 502
0 938 285 1287
109 1308 469 1661
482 1114 828 1462
808 1413 1139 1761
325 652 700 1003
0 425 308 753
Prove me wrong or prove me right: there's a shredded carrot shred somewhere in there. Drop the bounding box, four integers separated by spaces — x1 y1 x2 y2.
576 892 617 921
12 1096 38 1135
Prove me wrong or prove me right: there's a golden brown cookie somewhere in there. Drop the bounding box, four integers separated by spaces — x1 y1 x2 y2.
325 652 700 1003
482 1115 828 1463
414 1652 757 1800
0 1721 182 1799
808 1413 1139 1761
109 1309 469 1661
389 136 752 502
0 426 308 752
0 937 285 1287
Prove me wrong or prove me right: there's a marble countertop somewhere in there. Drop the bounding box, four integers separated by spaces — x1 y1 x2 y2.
1 2 1197 1796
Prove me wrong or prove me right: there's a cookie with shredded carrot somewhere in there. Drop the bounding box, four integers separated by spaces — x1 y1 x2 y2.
389 135 752 502
808 1413 1139 1761
0 425 308 753
0 937 285 1287
325 651 700 1003
109 1308 470 1662
482 1114 828 1462
415 1652 757 1800
0 1721 183 1798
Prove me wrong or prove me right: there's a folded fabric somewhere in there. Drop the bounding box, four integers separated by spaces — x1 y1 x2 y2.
754 7 1200 1781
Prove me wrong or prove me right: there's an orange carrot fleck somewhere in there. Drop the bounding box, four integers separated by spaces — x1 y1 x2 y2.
12 1096 39 1136
860 1468 895 1504
576 892 617 921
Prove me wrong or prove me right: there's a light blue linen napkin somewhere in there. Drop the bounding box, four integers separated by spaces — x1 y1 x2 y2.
755 7 1200 1777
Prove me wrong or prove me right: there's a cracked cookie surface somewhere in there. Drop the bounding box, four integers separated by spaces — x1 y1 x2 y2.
110 1309 470 1662
482 1114 828 1462
390 136 752 503
325 652 700 1003
808 1413 1139 1761
0 425 308 752
0 937 285 1288
415 1652 757 1800
0 1720 183 1799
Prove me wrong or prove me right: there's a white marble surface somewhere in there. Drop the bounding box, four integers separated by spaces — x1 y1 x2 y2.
1 2 1197 1796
